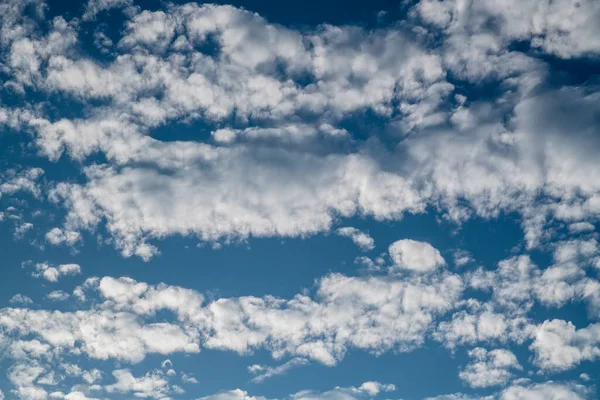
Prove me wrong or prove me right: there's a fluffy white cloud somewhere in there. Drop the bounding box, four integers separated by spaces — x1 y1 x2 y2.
458 348 521 388
0 270 462 371
429 382 590 400
105 369 170 399
9 294 33 305
500 381 590 400
416 0 600 60
530 319 600 372
468 243 600 315
434 306 532 350
388 239 445 272
0 168 44 198
0 1 597 261
336 227 375 251
31 262 81 282
45 228 82 246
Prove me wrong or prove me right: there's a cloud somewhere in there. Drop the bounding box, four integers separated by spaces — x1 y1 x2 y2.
500 381 590 400
0 1 597 261
45 228 82 246
32 262 81 282
46 290 70 301
0 270 463 371
82 0 133 21
248 358 309 383
197 382 394 400
415 0 600 60
336 227 375 251
530 319 600 372
0 168 44 198
458 348 522 388
9 294 33 305
105 369 170 399
388 239 446 272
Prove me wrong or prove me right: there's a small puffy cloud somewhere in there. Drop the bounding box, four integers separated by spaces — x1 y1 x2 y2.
47 290 70 301
459 348 522 388
105 369 170 399
45 228 82 246
0 168 44 198
248 358 309 383
530 319 600 372
453 250 474 267
336 227 375 251
357 382 396 396
9 294 33 305
389 239 445 272
181 373 198 384
568 222 595 234
82 0 133 20
13 222 33 239
32 262 81 282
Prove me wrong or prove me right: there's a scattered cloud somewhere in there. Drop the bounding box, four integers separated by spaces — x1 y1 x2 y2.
336 227 375 251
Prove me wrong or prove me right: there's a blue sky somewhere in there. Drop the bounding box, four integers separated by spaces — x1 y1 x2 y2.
0 0 599 399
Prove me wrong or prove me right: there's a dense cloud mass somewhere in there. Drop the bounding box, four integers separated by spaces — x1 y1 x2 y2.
0 0 599 398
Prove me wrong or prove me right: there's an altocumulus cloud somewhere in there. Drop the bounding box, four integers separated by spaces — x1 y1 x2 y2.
0 0 599 398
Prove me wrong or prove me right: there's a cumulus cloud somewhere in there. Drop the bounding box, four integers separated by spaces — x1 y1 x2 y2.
9 294 33 305
388 239 446 272
336 227 375 251
0 0 596 260
32 262 81 282
105 369 170 399
45 228 82 246
46 290 70 301
0 270 462 374
458 348 522 388
500 381 590 400
429 381 589 400
0 0 600 398
530 319 600 372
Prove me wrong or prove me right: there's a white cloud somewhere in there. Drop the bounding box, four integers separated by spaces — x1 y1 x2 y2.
82 0 133 21
248 358 309 383
453 250 474 267
194 382 394 400
9 294 33 305
568 222 595 234
13 222 33 239
500 381 590 400
0 168 44 198
45 228 82 246
32 262 81 282
181 373 198 384
530 319 600 372
336 227 375 251
105 369 170 399
46 290 70 301
388 239 445 272
459 348 521 388
0 270 462 370
434 306 532 350
416 0 600 62
0 1 596 262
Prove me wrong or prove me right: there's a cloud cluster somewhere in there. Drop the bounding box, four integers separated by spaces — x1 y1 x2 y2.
0 0 598 258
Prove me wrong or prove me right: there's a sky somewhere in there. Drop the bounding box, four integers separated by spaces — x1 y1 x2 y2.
0 0 599 399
